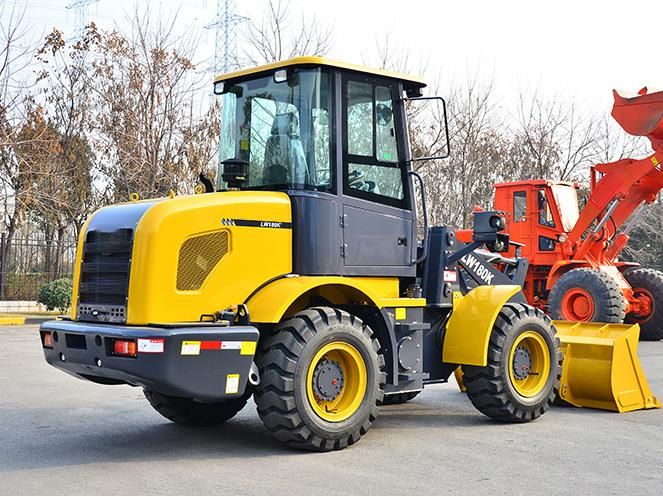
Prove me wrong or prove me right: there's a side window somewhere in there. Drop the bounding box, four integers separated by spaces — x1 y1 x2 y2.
347 81 373 156
312 108 331 187
347 163 403 199
538 190 556 227
375 86 398 162
345 80 404 206
513 191 527 222
539 236 557 251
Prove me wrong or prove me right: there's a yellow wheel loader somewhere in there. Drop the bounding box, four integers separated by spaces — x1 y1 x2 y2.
37 58 654 452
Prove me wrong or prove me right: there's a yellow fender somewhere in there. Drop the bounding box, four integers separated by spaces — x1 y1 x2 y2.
555 321 661 412
245 276 424 324
442 285 521 366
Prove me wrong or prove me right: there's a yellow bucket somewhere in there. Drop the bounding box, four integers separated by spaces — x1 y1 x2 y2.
554 321 661 412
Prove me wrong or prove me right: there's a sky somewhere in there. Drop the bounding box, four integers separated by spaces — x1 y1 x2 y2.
3 0 661 118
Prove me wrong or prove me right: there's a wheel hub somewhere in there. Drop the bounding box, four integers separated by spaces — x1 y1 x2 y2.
512 346 531 380
312 359 344 401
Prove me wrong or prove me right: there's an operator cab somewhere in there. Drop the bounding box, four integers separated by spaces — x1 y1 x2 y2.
213 57 445 278
494 179 580 261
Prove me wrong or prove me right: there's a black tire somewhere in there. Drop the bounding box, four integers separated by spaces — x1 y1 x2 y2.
143 389 250 426
254 307 385 451
549 268 626 323
462 304 562 422
624 268 663 341
381 390 421 405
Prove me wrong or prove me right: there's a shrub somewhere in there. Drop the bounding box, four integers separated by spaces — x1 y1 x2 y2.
38 278 73 313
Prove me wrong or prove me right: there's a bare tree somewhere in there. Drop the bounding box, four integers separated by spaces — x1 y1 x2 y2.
90 10 216 200
511 91 598 181
0 2 39 262
34 26 99 239
243 0 333 65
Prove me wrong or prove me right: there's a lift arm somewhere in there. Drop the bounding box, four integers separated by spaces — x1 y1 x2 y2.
568 88 663 263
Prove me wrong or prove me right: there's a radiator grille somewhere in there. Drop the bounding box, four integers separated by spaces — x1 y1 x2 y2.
177 231 229 291
78 228 133 321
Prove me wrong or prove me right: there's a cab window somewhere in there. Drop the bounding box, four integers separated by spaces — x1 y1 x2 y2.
217 68 333 192
513 191 527 222
538 190 556 228
344 79 405 207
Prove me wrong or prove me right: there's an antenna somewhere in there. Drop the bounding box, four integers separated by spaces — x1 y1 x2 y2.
65 0 99 41
205 0 248 75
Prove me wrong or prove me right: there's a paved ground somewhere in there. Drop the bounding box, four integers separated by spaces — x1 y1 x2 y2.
1 325 662 495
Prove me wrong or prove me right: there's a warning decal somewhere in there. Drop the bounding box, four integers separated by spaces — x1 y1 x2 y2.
137 338 164 354
226 374 240 394
181 341 201 356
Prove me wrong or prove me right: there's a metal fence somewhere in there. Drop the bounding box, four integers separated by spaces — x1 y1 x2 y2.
0 233 77 309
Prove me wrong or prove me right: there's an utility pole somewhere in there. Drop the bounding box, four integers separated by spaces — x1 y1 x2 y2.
65 0 99 41
205 0 248 75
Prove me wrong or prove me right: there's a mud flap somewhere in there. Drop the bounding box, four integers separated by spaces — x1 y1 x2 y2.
554 321 661 412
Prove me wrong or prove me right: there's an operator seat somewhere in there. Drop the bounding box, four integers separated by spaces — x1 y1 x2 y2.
263 112 308 185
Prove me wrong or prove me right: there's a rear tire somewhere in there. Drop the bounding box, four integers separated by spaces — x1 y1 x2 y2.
624 268 663 341
144 389 250 426
254 307 385 451
381 390 421 405
549 268 626 323
463 304 562 422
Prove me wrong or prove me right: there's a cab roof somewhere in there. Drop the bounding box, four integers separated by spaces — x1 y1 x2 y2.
493 179 579 189
214 56 427 91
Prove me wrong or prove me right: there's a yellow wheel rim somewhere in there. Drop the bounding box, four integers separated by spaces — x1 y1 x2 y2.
508 331 550 398
306 341 367 422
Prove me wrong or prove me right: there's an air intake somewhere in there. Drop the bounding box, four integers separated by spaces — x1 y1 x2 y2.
78 228 133 323
177 231 229 291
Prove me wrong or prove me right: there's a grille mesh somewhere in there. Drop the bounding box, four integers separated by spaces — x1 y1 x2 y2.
176 231 229 291
79 229 133 306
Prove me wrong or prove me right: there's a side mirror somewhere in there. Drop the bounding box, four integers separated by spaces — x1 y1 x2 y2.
403 95 451 162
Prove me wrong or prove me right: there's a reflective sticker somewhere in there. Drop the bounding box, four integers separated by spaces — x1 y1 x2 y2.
240 139 249 151
200 341 222 350
137 338 164 354
181 341 201 355
443 270 458 282
240 341 257 356
395 308 406 321
221 341 242 350
225 374 240 394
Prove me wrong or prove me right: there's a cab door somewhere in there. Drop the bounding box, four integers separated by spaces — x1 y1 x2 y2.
534 187 563 265
340 76 416 277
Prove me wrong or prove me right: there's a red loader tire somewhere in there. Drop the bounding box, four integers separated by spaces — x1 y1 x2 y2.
549 268 626 323
624 268 663 341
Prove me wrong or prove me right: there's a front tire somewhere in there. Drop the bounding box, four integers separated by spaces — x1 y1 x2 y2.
144 389 250 426
549 268 626 323
624 268 663 341
462 304 562 422
254 307 385 451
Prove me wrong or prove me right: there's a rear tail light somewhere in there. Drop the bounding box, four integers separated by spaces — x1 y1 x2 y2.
112 339 137 357
42 331 54 349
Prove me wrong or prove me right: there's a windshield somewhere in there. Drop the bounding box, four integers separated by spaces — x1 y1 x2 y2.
217 69 332 192
551 184 580 231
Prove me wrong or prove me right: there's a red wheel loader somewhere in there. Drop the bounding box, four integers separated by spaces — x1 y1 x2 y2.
463 88 663 341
